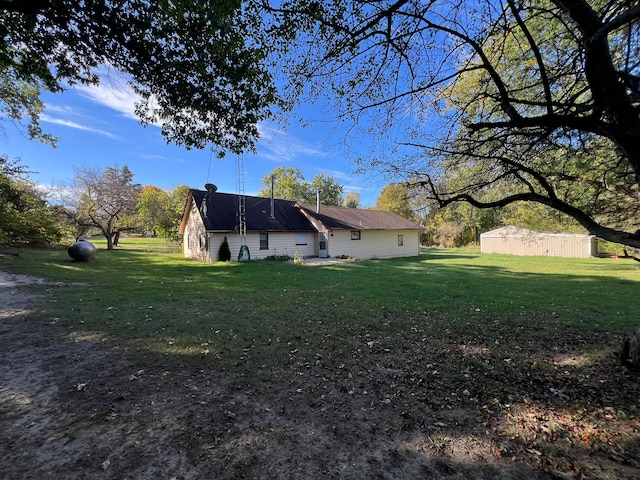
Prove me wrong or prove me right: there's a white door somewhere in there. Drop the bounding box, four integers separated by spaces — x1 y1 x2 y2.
318 232 328 258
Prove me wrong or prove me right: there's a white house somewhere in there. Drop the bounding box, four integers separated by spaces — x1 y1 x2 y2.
178 187 422 262
296 204 421 260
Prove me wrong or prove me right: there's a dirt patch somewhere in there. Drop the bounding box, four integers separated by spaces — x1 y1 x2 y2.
1 271 638 479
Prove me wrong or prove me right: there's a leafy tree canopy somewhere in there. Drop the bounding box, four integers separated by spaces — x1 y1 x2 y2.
258 166 309 202
258 167 344 205
0 0 277 154
253 0 640 247
137 184 189 239
375 183 416 221
0 156 62 247
69 165 141 250
308 173 343 206
0 69 56 145
343 191 361 208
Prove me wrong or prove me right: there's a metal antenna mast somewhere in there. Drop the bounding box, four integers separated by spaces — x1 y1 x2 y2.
237 153 247 244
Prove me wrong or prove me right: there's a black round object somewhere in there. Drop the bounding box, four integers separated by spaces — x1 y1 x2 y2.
68 239 97 262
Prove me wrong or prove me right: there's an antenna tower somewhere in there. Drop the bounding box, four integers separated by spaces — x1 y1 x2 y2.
237 153 247 243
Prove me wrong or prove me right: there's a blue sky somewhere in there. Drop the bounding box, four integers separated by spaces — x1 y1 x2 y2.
1 75 386 207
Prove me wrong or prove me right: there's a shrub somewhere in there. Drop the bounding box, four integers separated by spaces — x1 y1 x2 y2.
219 236 231 261
261 254 292 262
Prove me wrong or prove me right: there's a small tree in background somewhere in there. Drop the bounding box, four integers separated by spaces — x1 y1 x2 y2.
68 165 141 250
258 167 345 205
258 166 309 202
375 183 416 221
219 236 231 262
307 173 343 206
137 184 189 239
343 191 361 208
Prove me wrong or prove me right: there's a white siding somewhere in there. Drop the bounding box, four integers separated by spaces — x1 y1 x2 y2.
327 229 420 260
183 199 420 262
208 232 316 261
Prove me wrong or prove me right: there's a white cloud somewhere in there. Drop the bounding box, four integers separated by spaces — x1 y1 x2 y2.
44 104 81 116
40 114 119 139
74 81 140 121
138 153 168 161
316 168 353 181
256 122 328 163
71 68 166 128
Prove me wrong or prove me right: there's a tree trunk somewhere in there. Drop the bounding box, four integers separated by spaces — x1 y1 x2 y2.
101 228 114 250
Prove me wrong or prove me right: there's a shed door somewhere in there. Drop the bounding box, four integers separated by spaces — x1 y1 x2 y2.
318 232 328 258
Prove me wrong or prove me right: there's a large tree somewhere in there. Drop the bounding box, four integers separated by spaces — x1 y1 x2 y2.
0 0 277 153
308 173 343 206
257 167 344 205
258 166 309 202
375 183 416 221
255 0 640 248
343 191 361 208
0 156 62 247
137 184 190 239
70 165 141 250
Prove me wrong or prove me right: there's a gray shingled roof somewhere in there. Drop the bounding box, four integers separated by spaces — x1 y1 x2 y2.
189 190 315 232
297 204 421 230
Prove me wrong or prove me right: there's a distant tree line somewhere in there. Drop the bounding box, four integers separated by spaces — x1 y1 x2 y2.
1 159 617 252
258 166 360 208
0 161 189 250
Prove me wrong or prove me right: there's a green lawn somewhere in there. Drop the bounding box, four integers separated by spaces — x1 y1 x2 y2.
5 240 640 478
2 241 638 373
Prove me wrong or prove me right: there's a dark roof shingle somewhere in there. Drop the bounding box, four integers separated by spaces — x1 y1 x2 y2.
190 190 315 232
297 204 421 230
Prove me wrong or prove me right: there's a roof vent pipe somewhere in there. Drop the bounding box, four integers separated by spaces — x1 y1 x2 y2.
202 183 217 216
270 176 275 218
316 189 320 214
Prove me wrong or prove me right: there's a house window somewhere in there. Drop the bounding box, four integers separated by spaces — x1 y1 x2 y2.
398 235 404 246
351 230 361 240
260 232 269 250
199 234 208 251
295 232 307 245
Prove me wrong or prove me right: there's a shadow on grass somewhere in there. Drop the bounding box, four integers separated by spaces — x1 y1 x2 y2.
2 246 640 478
4 246 640 347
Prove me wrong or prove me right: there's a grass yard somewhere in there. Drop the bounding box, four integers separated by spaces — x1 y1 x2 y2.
1 240 639 479
5 241 638 366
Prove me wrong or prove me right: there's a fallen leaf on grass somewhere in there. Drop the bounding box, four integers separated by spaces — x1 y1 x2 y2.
129 369 144 381
549 387 568 399
549 470 573 480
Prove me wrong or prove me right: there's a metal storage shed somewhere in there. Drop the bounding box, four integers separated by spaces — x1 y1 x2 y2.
480 226 598 258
